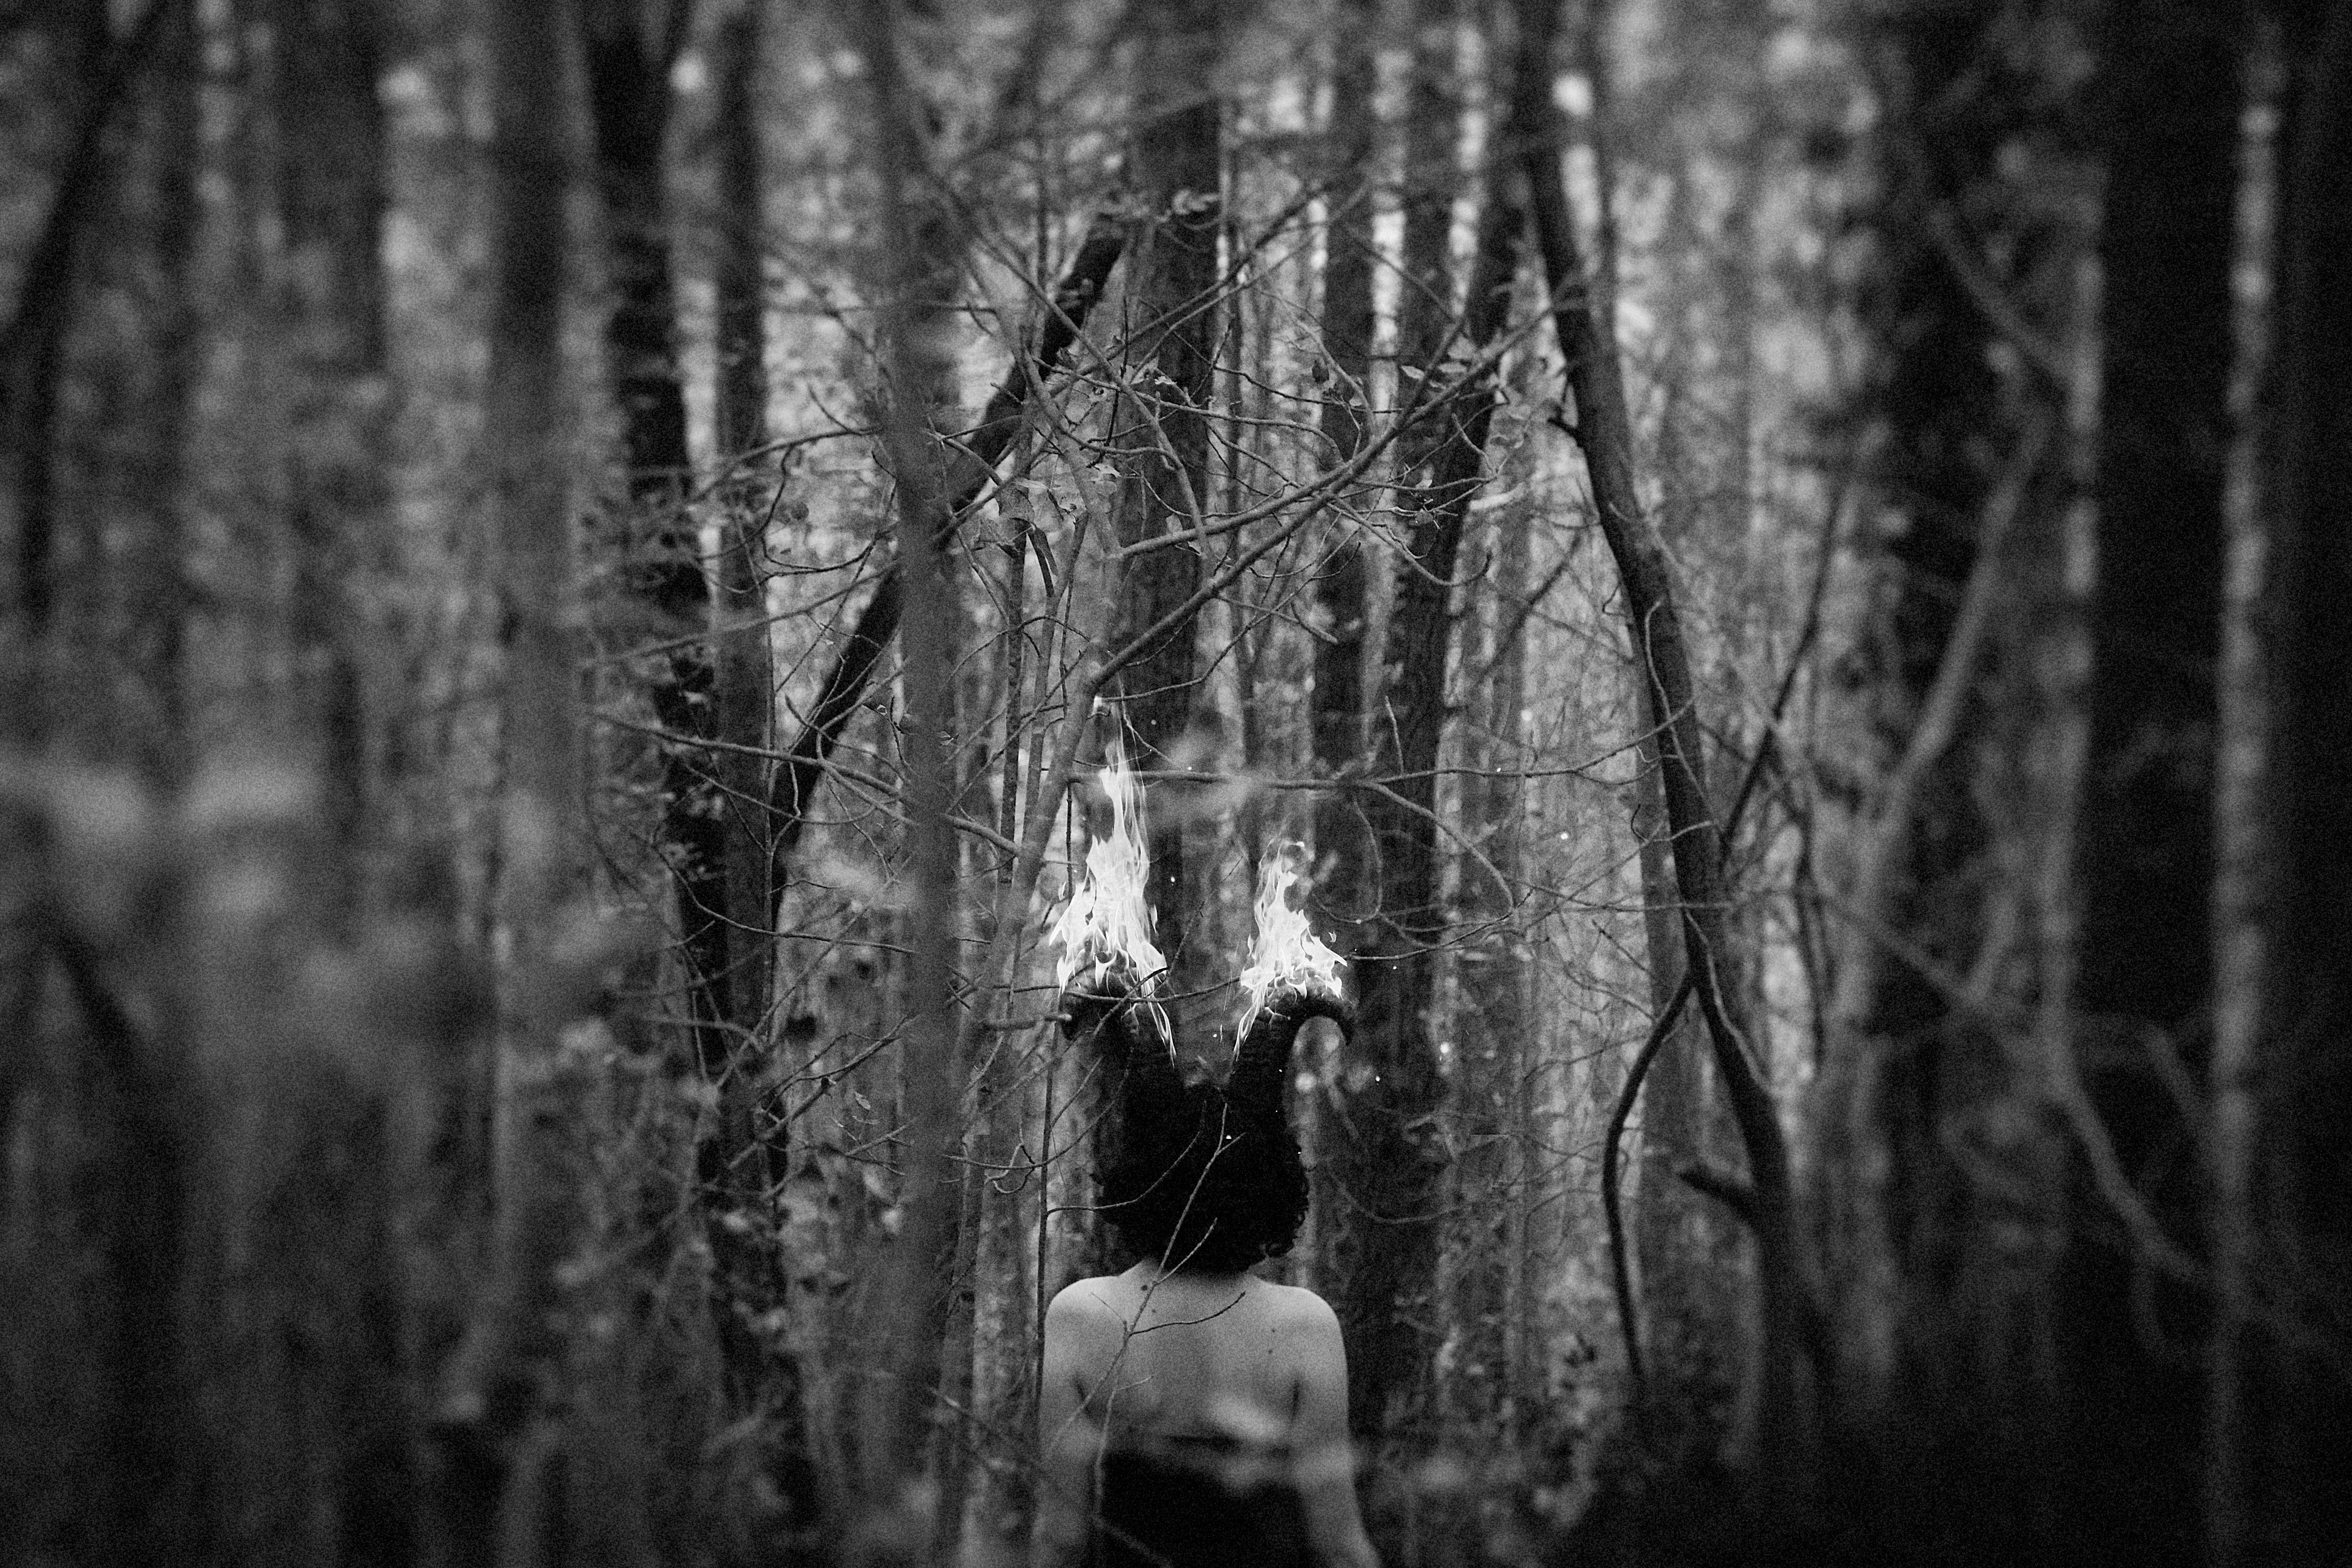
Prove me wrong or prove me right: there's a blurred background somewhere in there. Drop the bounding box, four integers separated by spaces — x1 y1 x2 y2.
1 0 2345 1564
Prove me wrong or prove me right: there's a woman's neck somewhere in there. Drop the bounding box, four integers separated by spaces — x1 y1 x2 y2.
1125 1259 1249 1287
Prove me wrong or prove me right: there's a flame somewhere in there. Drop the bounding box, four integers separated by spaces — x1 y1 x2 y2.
1048 721 1168 994
1235 841 1345 1038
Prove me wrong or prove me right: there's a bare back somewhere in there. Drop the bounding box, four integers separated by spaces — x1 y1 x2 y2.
1034 1264 1378 1568
1055 1267 1314 1439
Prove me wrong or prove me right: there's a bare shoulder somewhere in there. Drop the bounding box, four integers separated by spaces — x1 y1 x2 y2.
1253 1279 1342 1335
1044 1275 1128 1335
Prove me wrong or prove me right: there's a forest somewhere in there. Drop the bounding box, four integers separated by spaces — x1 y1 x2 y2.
2 0 2347 1564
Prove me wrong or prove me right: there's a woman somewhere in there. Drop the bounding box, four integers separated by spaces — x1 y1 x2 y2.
1032 970 1380 1568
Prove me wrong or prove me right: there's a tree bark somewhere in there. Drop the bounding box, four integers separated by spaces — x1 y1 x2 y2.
1627 708 1730 1449
1298 0 1383 1299
1316 0 1458 1431
712 0 775 1055
1309 0 1379 937
1449 493 1532 1431
701 0 811 1508
844 0 968 1510
1327 109 1519 1438
578 0 736 1081
1112 0 1221 1016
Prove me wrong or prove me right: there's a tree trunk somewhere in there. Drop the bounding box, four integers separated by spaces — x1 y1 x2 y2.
1316 0 1456 1429
699 1 815 1519
1449 494 1532 1431
0 1 175 676
2208 5 2352 1561
577 0 734 1081
2208 30 2282 1565
1627 710 1731 1452
1112 0 1221 1018
246 7 416 1555
1301 0 1382 1297
2063 4 2239 1559
844 0 968 1511
1515 0 1817 1498
1309 0 1379 937
712 0 775 1061
424 0 583 1554
268 0 389 923
1328 121 1519 1439
129 0 202 778
71 887 193 1568
1805 5 2086 1550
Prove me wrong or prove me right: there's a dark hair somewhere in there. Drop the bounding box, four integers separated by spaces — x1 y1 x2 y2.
1061 972 1347 1275
1099 1078 1308 1273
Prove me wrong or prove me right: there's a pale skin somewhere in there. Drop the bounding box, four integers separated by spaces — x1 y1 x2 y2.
1032 1261 1380 1568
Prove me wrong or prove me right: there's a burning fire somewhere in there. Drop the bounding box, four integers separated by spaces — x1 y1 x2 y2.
1048 720 1168 996
1236 841 1345 1038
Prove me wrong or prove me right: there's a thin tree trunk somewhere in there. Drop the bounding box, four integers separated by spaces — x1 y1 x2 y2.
1113 0 1221 1017
1627 711 1724 1446
130 0 202 779
1309 0 1378 935
1515 0 1817 1496
1329 147 1519 1441
712 0 775 1061
701 4 800 1454
50 897 192 1567
2209 5 2352 1561
0 0 175 675
424 0 580 1554
578 0 734 1079
268 0 388 924
1301 0 1383 1294
2064 6 2239 1558
1449 496 1531 1429
1316 0 1457 1429
845 0 967 1509
246 8 415 1554
2207 23 2284 1566
53 44 206 1552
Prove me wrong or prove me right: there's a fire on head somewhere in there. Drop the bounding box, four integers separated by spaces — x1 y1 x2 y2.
1050 718 1352 1276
